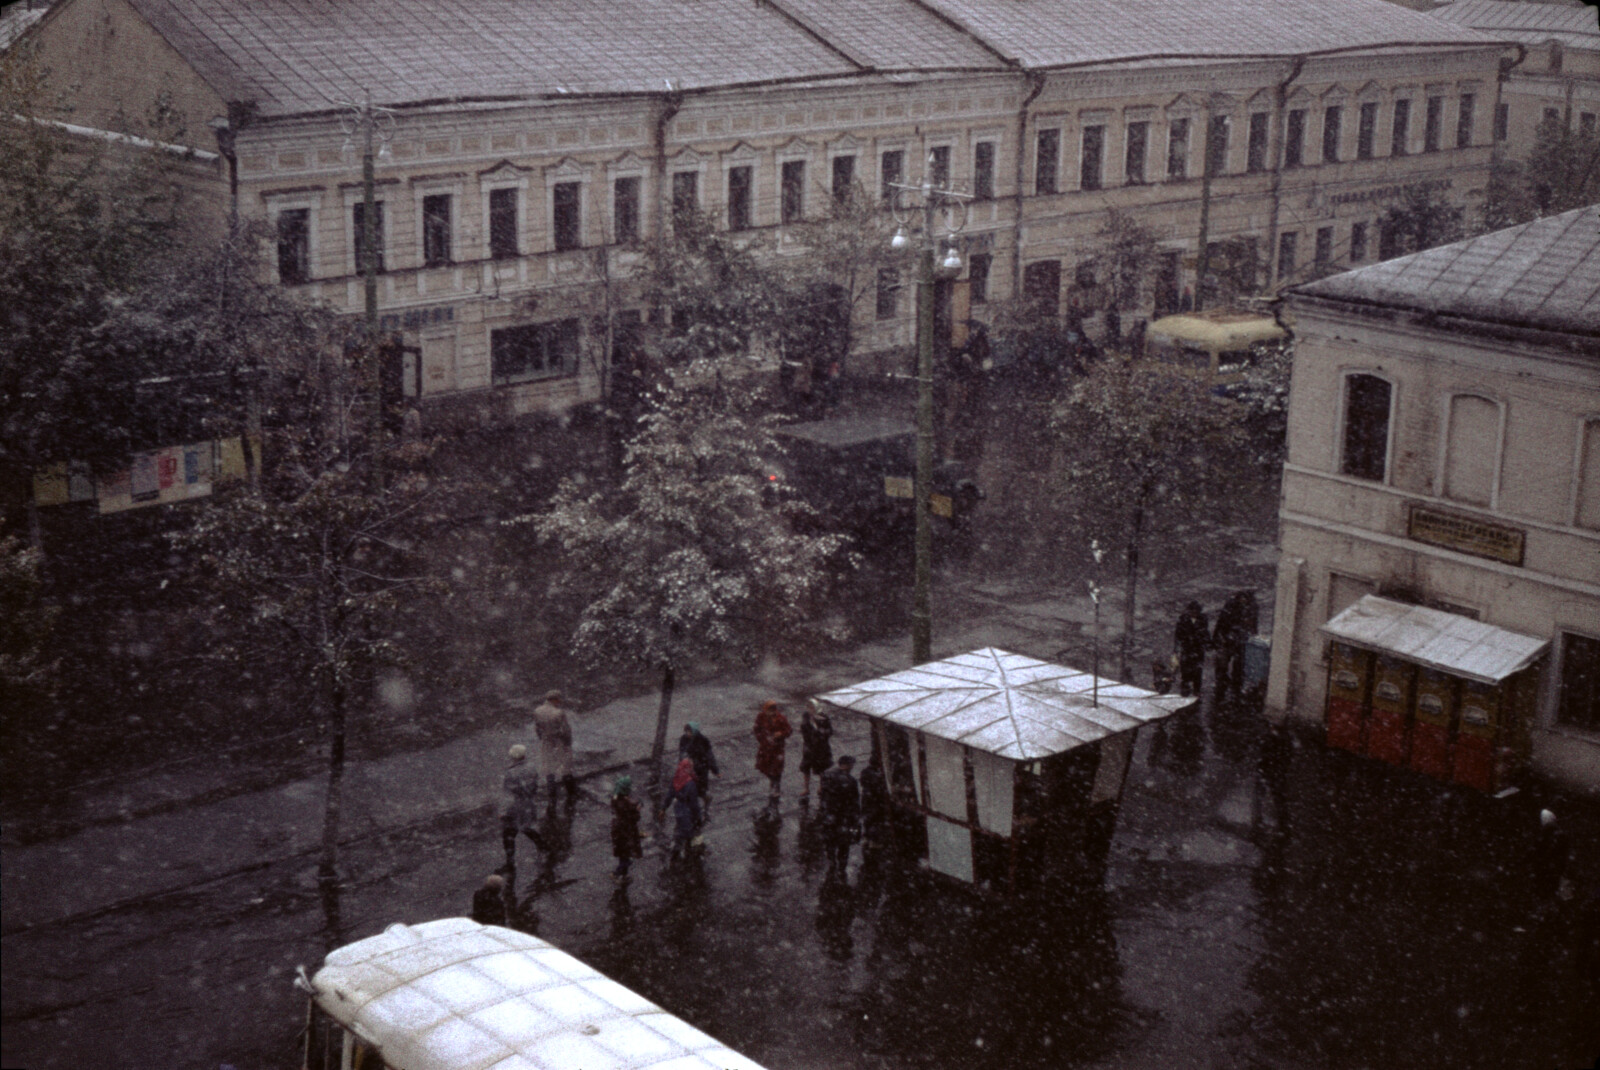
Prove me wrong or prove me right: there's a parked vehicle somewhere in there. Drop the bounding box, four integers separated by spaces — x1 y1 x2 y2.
1143 309 1287 395
297 917 769 1070
766 415 981 552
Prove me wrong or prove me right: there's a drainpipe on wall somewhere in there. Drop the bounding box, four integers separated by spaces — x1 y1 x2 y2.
1264 55 1307 290
1011 71 1047 302
652 88 685 242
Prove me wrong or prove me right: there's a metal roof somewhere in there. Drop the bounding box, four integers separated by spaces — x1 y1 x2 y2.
1290 206 1600 337
815 647 1194 761
777 416 914 450
50 0 1503 118
310 918 768 1070
1430 0 1599 45
1320 595 1548 684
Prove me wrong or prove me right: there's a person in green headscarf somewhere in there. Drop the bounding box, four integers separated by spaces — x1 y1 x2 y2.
610 775 644 884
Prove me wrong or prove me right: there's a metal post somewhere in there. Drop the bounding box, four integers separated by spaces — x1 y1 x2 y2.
361 104 383 489
913 240 935 665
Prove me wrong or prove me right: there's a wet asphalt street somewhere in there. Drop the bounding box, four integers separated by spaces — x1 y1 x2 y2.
4 675 1596 1070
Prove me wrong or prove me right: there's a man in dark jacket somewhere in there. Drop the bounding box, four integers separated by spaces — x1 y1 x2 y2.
1212 590 1259 695
1174 601 1210 697
858 751 890 850
470 874 508 927
678 722 720 819
818 755 861 875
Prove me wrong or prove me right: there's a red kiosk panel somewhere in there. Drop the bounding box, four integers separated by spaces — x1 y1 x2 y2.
1325 642 1371 753
1409 668 1457 781
1451 681 1501 792
1366 655 1414 766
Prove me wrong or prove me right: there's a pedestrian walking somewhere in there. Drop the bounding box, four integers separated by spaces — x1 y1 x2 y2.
1212 591 1258 695
859 750 890 850
470 873 508 927
818 754 861 876
610 776 645 885
677 722 721 819
753 700 794 802
501 744 543 872
799 701 834 798
532 690 577 802
668 757 703 861
1175 601 1210 698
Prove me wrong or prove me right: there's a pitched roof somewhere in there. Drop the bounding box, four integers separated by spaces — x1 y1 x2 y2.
918 0 1502 69
1290 206 1600 337
1430 0 1599 50
101 0 1501 118
815 647 1193 761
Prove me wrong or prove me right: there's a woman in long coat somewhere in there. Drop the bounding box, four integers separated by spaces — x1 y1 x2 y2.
532 689 576 800
752 700 793 801
610 776 644 884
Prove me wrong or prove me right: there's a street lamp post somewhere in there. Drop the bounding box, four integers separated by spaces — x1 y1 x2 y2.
888 161 970 665
339 94 395 484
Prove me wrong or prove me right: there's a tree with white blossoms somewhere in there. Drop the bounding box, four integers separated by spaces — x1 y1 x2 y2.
534 370 854 809
1051 355 1236 680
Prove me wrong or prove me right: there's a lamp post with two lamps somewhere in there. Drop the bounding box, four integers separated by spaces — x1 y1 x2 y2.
339 94 396 482
887 161 971 666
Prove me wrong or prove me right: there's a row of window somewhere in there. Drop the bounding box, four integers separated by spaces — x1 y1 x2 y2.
1038 93 1478 194
1338 373 1600 531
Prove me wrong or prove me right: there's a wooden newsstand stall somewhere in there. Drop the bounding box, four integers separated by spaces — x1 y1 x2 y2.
815 647 1195 896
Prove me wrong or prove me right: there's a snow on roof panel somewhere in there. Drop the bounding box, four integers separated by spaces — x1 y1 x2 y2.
1321 596 1549 684
1293 206 1600 337
311 921 772 1070
816 647 1194 759
1431 0 1599 39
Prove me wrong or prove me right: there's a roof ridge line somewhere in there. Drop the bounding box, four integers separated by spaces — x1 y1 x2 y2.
757 0 874 72
899 0 1020 66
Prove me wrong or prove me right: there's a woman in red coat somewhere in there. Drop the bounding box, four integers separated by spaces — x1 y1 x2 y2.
752 700 793 802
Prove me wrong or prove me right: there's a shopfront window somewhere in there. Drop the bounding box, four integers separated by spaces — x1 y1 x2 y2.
1558 632 1600 731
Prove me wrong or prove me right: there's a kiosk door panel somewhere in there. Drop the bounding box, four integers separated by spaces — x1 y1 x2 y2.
1325 643 1371 753
1410 668 1457 780
1367 655 1414 766
1452 681 1501 792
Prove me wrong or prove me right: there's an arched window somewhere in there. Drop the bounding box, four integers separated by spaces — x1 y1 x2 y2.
1340 373 1392 481
1442 394 1501 507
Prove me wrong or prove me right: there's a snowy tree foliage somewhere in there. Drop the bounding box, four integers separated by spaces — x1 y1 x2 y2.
534 371 853 805
1482 115 1600 232
1052 356 1236 677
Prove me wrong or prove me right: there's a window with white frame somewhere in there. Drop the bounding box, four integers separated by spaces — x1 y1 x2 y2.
1341 372 1393 481
270 199 317 284
781 159 806 223
422 193 453 267
551 181 582 251
1576 417 1600 530
491 319 580 384
488 187 520 259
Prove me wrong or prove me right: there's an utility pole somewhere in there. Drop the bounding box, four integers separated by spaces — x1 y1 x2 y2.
339 94 395 490
888 159 971 665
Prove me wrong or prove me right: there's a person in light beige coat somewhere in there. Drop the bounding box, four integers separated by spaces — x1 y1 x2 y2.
532 689 577 803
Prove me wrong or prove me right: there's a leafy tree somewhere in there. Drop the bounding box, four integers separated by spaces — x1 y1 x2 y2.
1051 356 1237 678
1482 115 1600 232
533 369 852 809
0 56 200 546
1376 186 1465 259
1081 208 1160 312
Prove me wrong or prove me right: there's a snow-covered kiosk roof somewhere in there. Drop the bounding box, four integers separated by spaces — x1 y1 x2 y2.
815 647 1194 760
1321 595 1548 685
308 917 767 1070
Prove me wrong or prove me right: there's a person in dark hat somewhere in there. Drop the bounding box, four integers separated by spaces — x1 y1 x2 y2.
678 721 720 821
817 754 861 876
470 874 507 927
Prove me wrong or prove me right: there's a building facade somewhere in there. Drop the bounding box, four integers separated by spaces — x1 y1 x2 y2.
1266 206 1600 795
1430 0 1600 155
22 0 1507 424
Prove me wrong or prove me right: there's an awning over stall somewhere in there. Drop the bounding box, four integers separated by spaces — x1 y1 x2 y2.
814 647 1194 761
1321 596 1548 685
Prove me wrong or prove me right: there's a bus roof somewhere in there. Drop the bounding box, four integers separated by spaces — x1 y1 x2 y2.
308 918 767 1070
1148 310 1286 351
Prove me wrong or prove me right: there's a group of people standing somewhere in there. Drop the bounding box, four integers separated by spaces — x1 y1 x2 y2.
1171 590 1260 699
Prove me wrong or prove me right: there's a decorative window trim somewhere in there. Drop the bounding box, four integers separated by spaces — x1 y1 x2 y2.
1435 392 1506 509
479 171 529 261
341 185 391 276
412 177 463 270
264 190 323 283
